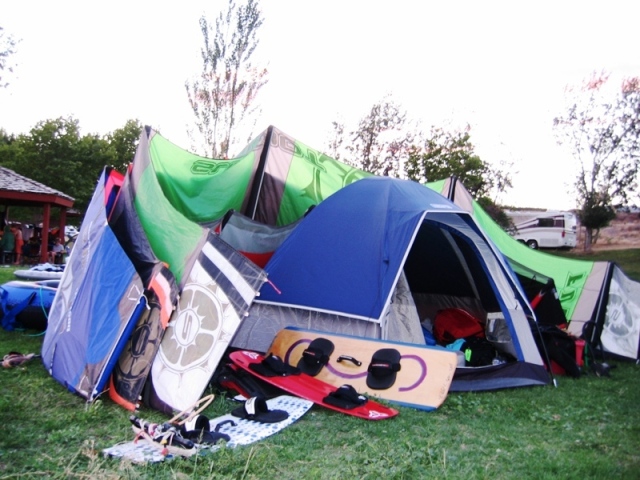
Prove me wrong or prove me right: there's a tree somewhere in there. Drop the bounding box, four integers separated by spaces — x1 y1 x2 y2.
326 120 346 162
185 0 268 158
0 26 18 89
329 99 514 228
0 128 18 163
4 117 113 212
476 196 513 231
405 125 513 197
554 72 640 251
333 96 415 177
106 119 143 173
405 125 489 196
0 118 143 217
404 124 514 229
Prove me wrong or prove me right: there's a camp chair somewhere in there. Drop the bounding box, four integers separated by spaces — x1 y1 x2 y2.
53 252 65 264
1 251 15 265
22 244 40 265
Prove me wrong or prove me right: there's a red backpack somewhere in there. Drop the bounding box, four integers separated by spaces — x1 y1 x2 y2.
433 308 485 345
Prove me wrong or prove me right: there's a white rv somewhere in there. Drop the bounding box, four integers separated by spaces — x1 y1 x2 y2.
506 210 578 249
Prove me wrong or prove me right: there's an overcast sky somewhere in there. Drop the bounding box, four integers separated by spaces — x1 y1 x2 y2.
2 0 639 209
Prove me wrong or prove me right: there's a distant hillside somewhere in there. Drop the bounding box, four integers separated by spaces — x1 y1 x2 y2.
579 212 640 250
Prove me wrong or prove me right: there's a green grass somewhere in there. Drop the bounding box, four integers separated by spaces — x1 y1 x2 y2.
1 256 639 479
571 248 640 282
554 248 640 281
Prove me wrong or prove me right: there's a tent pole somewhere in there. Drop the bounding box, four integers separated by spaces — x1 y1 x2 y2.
245 125 273 221
529 315 558 388
588 262 614 362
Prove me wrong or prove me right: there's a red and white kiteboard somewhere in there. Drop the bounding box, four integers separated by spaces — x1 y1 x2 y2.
229 350 398 421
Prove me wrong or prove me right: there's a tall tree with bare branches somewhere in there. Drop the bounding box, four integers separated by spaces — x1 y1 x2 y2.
554 72 640 250
185 0 268 158
331 96 415 177
0 26 18 89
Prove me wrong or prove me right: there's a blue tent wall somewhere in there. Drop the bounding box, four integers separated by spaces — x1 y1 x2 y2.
260 177 464 320
253 176 549 391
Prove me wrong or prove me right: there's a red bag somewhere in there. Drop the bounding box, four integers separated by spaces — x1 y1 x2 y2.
433 308 485 345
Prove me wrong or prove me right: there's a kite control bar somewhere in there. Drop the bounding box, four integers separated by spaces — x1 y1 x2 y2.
129 415 195 450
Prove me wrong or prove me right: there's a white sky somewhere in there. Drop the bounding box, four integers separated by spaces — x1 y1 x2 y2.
1 0 639 210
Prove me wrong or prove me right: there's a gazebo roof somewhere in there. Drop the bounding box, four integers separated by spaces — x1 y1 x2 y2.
0 166 74 208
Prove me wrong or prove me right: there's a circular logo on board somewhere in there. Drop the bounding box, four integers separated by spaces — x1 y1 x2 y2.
159 282 222 372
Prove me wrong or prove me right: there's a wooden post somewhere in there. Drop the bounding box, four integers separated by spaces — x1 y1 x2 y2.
40 203 51 263
59 207 67 241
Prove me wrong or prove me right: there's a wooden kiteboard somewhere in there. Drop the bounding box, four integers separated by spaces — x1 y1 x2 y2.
267 327 458 411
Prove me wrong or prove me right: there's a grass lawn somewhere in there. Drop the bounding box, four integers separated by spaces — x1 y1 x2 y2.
555 247 640 281
1 253 639 479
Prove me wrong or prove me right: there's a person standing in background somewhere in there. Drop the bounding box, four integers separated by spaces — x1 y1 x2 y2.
1 226 15 264
12 225 24 265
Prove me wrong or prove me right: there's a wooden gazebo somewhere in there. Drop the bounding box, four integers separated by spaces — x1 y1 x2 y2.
0 166 74 264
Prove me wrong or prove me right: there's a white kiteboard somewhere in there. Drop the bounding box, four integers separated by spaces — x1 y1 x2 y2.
103 395 313 463
208 394 313 447
146 233 267 414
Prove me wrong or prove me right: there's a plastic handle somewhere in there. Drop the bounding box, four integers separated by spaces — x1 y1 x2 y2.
336 355 362 366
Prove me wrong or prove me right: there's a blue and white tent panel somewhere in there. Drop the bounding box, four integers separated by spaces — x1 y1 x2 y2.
42 170 147 401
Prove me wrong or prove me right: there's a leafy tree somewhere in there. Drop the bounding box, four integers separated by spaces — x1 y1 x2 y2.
405 125 492 197
578 192 616 246
74 133 117 207
404 124 514 229
554 72 640 250
0 26 18 89
477 197 514 231
185 0 268 158
106 119 143 173
0 118 143 218
5 117 113 212
333 96 415 177
329 99 514 228
0 128 18 163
